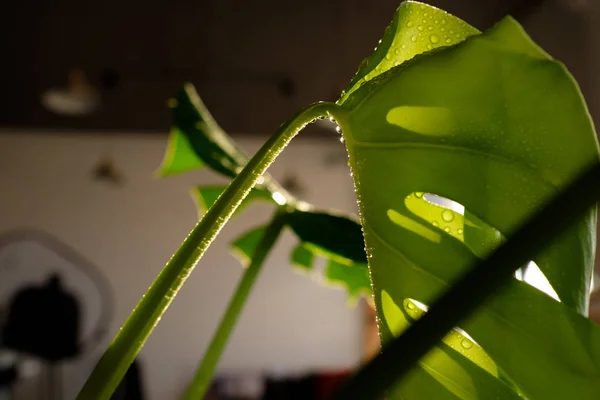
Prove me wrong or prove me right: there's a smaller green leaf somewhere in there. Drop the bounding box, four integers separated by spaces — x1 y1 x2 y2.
325 259 371 302
191 186 275 217
158 83 248 178
291 244 315 271
284 210 367 264
230 225 267 267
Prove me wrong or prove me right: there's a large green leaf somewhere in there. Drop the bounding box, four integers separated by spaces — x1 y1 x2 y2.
338 10 600 400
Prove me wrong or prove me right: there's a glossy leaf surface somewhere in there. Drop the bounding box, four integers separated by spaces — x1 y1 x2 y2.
338 0 478 104
338 7 600 399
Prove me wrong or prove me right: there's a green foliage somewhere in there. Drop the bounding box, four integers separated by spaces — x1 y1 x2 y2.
163 1 600 399
161 85 372 300
80 1 600 399
335 2 600 399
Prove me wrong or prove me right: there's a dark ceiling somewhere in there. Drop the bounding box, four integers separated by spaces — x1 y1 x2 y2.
0 0 590 135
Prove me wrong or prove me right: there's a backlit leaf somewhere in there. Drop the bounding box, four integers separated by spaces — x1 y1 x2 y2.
284 209 367 264
230 225 267 267
325 260 371 303
339 12 600 400
158 84 248 178
338 1 479 104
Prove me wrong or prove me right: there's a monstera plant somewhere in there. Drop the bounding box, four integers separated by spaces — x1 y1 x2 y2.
78 2 600 400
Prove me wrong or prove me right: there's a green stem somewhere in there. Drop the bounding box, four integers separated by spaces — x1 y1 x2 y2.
183 208 287 399
77 102 342 400
329 162 600 400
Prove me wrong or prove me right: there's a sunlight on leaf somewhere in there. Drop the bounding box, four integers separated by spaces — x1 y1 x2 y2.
339 13 600 400
158 84 248 178
380 290 522 399
338 1 479 104
325 260 371 304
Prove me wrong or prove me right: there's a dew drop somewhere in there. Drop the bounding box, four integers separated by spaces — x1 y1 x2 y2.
407 21 413 28
428 26 434 31
444 227 451 233
411 35 418 42
415 192 423 198
385 54 392 60
441 27 446 32
406 301 415 310
424 12 428 17
441 209 454 222
339 136 345 143
458 228 464 234
401 44 407 49
432 221 439 227
422 19 427 24
335 126 342 134
441 19 447 25
446 38 452 44
434 19 439 24
430 35 439 44
395 48 400 55
417 25 424 31
461 339 473 349
427 44 432 49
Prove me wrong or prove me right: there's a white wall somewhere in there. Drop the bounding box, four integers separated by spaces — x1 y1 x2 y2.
0 131 363 400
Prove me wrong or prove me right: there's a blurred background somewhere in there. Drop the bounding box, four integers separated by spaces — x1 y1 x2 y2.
0 0 599 399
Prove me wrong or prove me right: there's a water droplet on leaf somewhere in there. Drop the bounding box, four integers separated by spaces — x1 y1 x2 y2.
432 221 439 227
417 25 424 31
411 35 418 42
461 339 473 349
444 227 451 233
430 35 439 44
407 21 413 28
441 209 454 222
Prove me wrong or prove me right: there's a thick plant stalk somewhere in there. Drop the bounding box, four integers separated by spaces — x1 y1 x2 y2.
77 102 342 400
183 208 287 399
330 162 600 400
